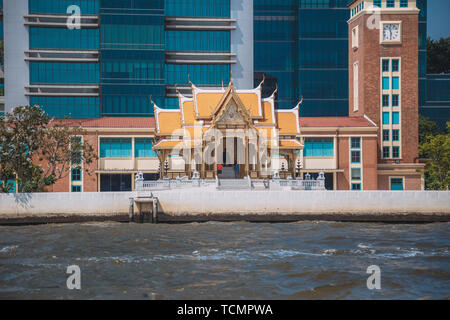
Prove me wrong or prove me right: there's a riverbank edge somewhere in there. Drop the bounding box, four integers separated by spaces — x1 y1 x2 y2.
0 212 449 225
1 190 449 225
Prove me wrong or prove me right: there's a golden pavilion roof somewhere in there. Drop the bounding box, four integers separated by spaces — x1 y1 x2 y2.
152 81 303 151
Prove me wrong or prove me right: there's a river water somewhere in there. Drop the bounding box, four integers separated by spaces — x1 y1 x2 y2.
0 221 449 299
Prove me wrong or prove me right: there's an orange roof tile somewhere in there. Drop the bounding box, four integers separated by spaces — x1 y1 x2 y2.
59 117 156 128
196 93 223 118
276 112 299 135
258 101 275 125
181 101 196 125
237 93 260 118
299 117 376 127
156 111 182 135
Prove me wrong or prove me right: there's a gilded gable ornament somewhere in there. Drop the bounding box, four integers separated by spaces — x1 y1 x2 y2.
219 103 243 123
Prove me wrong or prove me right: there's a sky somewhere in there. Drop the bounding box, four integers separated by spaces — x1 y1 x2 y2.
427 0 450 39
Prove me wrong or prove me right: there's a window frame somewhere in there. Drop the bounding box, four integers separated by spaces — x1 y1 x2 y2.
351 150 361 164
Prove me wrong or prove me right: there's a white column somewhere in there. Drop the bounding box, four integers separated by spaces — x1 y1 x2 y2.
4 0 30 112
231 0 254 89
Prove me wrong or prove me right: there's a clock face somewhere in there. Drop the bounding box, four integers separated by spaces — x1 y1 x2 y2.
383 24 400 41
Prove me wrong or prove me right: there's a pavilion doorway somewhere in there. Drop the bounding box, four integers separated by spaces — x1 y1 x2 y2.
219 137 245 179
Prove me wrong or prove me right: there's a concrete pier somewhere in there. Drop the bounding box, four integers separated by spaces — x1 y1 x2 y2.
0 190 449 224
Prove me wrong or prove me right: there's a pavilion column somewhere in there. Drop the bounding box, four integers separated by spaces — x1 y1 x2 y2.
291 151 296 178
245 136 249 177
201 142 206 179
256 138 261 178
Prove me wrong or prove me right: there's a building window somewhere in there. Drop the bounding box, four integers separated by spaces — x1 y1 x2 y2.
100 138 132 158
100 174 132 192
382 95 390 107
392 77 399 90
400 0 408 8
392 112 400 124
382 59 389 72
387 0 395 8
135 138 157 158
382 77 390 90
383 112 390 124
351 137 361 149
392 94 399 107
392 59 399 72
351 168 361 181
71 137 82 165
303 138 334 157
390 178 404 190
383 146 390 158
352 183 361 191
353 62 359 111
71 168 81 181
351 151 361 163
374 0 381 7
72 185 82 192
392 129 399 141
393 146 400 158
383 130 390 141
352 26 359 49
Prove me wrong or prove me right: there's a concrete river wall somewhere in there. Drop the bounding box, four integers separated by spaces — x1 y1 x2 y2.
0 190 449 224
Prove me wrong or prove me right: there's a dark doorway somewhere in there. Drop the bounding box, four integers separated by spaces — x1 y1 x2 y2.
143 173 159 181
100 174 132 192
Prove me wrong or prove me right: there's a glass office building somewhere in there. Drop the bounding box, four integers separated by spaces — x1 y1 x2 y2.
254 0 349 115
0 0 4 117
4 0 447 124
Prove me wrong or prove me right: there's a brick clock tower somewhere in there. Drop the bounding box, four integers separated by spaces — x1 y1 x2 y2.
348 0 424 190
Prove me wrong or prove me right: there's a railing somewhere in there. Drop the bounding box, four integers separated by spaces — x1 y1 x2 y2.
135 171 326 191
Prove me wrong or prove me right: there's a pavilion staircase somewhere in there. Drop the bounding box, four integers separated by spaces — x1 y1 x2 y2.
221 166 235 179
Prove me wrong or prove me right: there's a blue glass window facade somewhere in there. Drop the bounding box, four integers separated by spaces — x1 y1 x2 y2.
303 138 333 157
30 97 100 118
29 0 99 14
254 1 349 115
100 1 165 116
165 0 230 17
166 31 230 51
30 63 99 84
29 28 99 50
135 138 157 158
166 65 230 87
99 138 132 158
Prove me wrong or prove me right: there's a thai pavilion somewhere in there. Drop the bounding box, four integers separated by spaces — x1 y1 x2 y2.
152 79 304 179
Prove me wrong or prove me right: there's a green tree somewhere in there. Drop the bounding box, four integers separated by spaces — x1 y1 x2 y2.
0 105 96 193
419 122 450 190
427 37 450 74
418 114 442 146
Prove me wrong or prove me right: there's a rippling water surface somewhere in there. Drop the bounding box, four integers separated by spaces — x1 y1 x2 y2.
0 221 449 299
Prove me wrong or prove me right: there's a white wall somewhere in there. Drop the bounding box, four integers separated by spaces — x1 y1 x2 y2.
231 0 254 89
4 0 30 112
1 191 449 220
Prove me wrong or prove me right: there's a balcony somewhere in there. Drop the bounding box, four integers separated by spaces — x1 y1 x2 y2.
24 14 99 28
25 84 99 97
165 17 235 31
25 50 99 63
165 51 236 65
